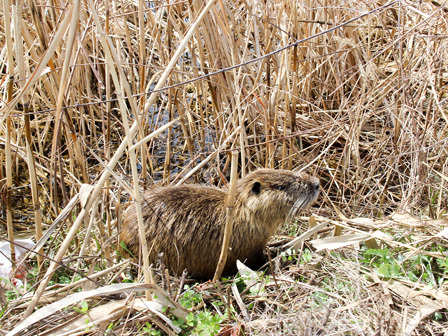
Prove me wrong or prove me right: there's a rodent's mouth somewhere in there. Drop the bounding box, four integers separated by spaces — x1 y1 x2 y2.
285 188 319 222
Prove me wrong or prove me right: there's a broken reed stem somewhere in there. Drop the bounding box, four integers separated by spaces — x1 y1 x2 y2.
86 0 153 300
213 150 239 282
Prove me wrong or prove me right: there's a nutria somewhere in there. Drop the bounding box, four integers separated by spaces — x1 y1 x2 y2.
120 169 319 279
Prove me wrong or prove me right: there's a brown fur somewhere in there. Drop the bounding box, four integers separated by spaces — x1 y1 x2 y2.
120 169 319 279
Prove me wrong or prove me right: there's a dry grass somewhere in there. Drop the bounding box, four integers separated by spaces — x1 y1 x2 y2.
0 0 447 335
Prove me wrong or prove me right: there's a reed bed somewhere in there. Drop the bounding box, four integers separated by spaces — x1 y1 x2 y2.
0 0 447 334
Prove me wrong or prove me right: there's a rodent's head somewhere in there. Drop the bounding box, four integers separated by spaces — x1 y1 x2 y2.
235 168 319 220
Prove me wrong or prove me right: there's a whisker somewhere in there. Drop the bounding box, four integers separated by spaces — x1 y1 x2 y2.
286 196 307 224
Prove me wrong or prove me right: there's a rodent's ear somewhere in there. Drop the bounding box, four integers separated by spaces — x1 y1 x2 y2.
252 181 261 195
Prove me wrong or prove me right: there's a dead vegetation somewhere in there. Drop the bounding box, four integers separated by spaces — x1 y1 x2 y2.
0 0 447 334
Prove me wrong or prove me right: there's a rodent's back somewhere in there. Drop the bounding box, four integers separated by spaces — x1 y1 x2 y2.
120 169 319 279
120 185 228 277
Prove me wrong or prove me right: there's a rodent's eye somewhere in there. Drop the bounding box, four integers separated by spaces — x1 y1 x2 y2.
252 181 261 195
276 185 286 191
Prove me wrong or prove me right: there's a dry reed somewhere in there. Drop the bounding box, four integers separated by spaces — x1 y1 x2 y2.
0 0 447 334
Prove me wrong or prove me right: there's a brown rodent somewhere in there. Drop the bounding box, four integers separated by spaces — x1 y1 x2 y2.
120 168 319 279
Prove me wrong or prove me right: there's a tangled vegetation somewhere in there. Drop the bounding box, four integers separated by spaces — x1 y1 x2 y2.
0 0 447 334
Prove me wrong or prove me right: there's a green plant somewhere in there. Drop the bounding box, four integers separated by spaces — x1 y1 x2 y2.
105 322 115 335
72 301 91 331
362 249 402 279
1 278 21 302
178 287 203 309
174 286 225 335
280 248 312 264
183 311 224 336
73 300 89 314
142 322 162 336
436 257 448 273
361 248 448 285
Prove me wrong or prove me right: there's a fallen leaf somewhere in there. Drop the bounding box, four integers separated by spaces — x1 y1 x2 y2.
7 283 187 336
310 233 371 251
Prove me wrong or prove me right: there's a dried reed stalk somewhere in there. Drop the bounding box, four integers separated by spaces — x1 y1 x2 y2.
213 150 238 281
3 0 16 266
